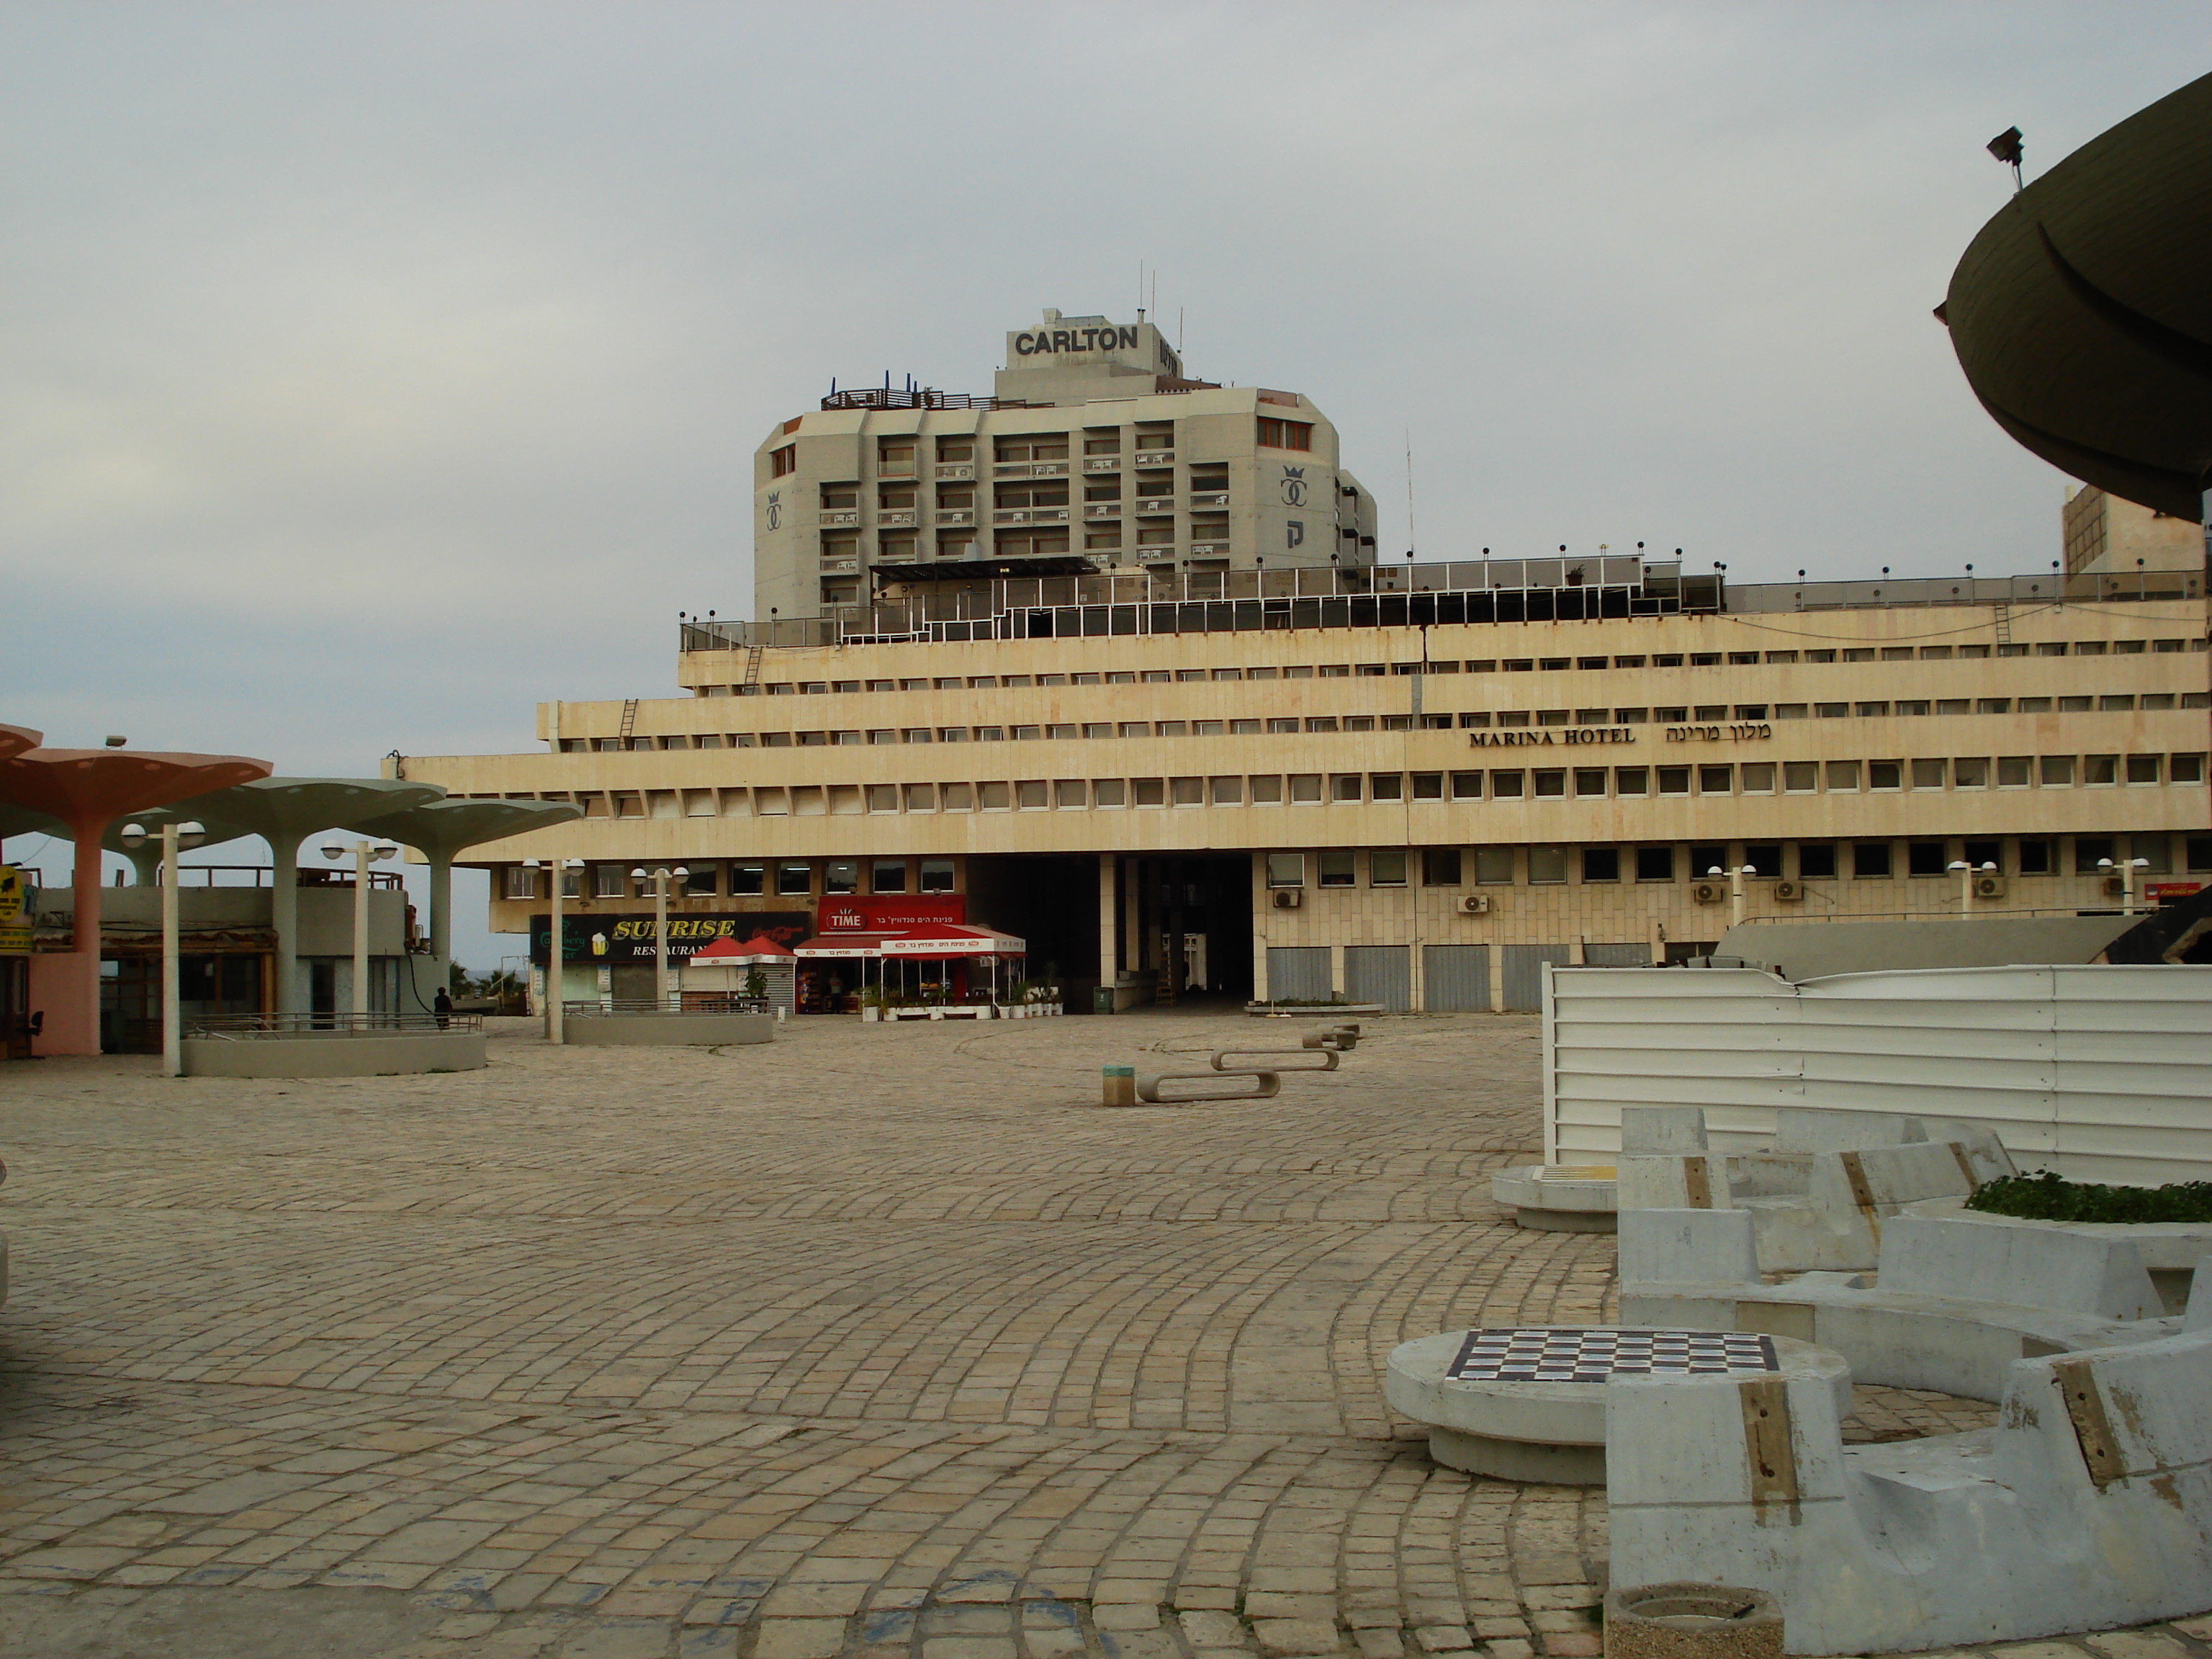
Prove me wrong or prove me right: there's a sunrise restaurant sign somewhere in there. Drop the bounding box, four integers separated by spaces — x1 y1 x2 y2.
528 912 809 964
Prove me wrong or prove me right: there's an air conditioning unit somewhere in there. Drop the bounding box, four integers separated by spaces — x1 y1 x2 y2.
1272 889 1303 909
1773 880 1802 902
1692 881 1724 905
1974 875 2007 899
1460 894 1493 915
2103 876 2126 899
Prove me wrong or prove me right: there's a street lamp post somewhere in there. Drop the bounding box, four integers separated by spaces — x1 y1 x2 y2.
1709 864 1753 930
323 840 399 1017
2098 855 2152 916
632 866 690 1007
119 819 205 1076
526 858 583 1043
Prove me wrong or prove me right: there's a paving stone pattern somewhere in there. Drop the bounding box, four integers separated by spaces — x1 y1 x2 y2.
0 1013 2197 1659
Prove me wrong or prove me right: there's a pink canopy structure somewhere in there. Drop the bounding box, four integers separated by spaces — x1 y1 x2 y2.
0 724 40 763
691 934 795 965
0 745 272 1054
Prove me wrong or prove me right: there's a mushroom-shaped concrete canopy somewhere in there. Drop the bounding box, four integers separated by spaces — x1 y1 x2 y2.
100 801 259 886
0 724 43 763
1941 71 2212 520
0 804 66 845
0 746 274 1053
341 796 583 973
156 777 446 1012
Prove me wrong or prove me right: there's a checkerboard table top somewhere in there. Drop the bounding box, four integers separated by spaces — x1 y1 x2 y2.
1444 1326 1779 1385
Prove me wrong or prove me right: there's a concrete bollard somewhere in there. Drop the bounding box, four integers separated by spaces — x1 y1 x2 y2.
1102 1064 1137 1107
1603 1583 1781 1659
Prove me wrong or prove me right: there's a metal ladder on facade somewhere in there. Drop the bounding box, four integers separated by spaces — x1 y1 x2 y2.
742 646 764 691
618 698 639 742
1992 601 2013 647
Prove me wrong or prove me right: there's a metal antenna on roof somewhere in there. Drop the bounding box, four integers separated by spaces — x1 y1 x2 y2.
1404 430 1417 560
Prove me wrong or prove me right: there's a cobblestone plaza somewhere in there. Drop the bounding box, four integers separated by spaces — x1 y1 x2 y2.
0 1015 2202 1659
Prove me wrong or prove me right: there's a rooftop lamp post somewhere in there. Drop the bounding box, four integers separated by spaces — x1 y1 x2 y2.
524 857 583 1043
632 866 691 1007
1949 860 1998 918
117 819 205 1076
1709 863 1755 929
2098 855 2152 916
323 840 399 1017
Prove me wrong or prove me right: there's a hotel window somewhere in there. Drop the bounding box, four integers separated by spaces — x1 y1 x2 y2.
1803 649 1836 663
1651 655 1683 668
1318 852 1356 887
1082 723 1112 739
2142 693 2176 710
1156 721 1187 736
1843 648 1874 663
1740 763 1774 793
1105 671 1134 685
1894 701 1930 716
2126 754 2162 784
1691 655 1721 668
2074 836 2115 873
1574 768 1607 798
1331 774 1363 801
1615 767 1648 796
1346 716 1377 732
1381 714 1413 732
2058 696 2092 712
824 861 858 896
731 863 765 896
1094 778 1127 807
1617 708 1650 724
1527 845 1569 884
1121 723 1151 738
1735 705 1768 721
1825 760 1860 791
593 866 629 898
1055 780 1087 807
1194 721 1226 737
1172 776 1204 805
2085 755 2118 786
1954 757 1990 788
2174 754 2208 784
1534 769 1565 798
1745 844 1781 878
1909 842 1948 877
1575 709 1610 726
1997 755 2032 787
1249 775 1283 804
1798 843 1837 881
2041 755 2075 785
866 784 898 812
1856 701 1889 718
777 863 813 896
1267 853 1305 888
1017 780 1049 808
2099 694 2136 712
501 866 537 900
943 783 976 811
2133 835 2171 874
1963 839 2001 873
1498 711 1532 728
917 859 954 894
1691 845 1726 878
1210 776 1243 805
1268 719 1299 735
1047 724 1079 739
1475 847 1516 885
1231 719 1262 734
2075 641 2108 656
1869 760 1902 791
979 781 1012 810
1635 847 1673 883
1614 656 1646 669
1582 848 1620 883
1537 709 1571 727
1771 652 1805 664
1256 416 1314 451
1728 652 1759 666
1853 842 1892 879
1698 765 1732 793
1578 658 1609 671
1912 759 1946 789
1370 773 1404 801
1449 771 1483 801
905 783 938 811
770 444 796 477
1370 850 1408 887
1491 770 1525 799
1653 706 1686 723
1422 848 1462 886
1815 702 1847 718
1288 773 1323 803
976 727 1004 742
1012 725 1042 740
685 866 718 897
1977 698 2010 714
871 860 907 894
1411 772 1444 801
1657 767 1690 796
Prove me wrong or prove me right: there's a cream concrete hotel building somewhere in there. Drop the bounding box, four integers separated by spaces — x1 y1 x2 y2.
400 313 2212 1013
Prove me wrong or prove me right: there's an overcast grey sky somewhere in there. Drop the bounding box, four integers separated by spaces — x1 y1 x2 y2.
4 4 2206 966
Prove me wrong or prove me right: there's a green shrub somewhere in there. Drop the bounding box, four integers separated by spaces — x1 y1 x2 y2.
1966 1169 2212 1224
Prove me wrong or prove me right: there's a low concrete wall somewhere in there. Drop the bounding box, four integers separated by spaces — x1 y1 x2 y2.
181 1030 486 1078
564 1012 773 1047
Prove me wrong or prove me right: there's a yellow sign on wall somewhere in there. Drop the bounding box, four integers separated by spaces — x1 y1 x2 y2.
0 865 29 954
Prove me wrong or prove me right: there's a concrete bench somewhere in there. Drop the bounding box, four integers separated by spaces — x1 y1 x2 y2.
1133 1066 1280 1104
1488 1165 1618 1232
1606 1309 2212 1653
1622 1208 2184 1400
1386 1325 1848 1485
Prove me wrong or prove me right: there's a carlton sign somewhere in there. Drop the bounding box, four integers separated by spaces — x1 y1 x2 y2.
1012 323 1140 356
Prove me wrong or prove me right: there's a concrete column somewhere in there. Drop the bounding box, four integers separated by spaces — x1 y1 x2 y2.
1097 854 1118 1010
271 836 301 1014
428 850 454 981
1122 855 1141 972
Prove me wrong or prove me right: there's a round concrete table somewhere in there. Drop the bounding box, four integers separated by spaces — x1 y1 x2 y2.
1489 1164 1617 1232
1386 1326 1851 1484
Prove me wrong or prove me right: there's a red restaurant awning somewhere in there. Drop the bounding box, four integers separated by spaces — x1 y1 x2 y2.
794 925 1025 960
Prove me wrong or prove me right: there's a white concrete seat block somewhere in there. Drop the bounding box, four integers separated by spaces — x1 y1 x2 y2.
1773 1107 1933 1154
1606 1329 2212 1655
1618 1154 1733 1212
1620 1209 1760 1287
1877 1213 2161 1320
1622 1106 1709 1154
2189 1252 2212 1331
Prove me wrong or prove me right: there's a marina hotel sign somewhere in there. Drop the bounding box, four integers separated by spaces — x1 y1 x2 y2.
1467 722 1773 750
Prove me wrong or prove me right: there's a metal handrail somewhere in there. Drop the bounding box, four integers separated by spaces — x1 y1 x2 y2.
186 1012 483 1038
561 997 769 1016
